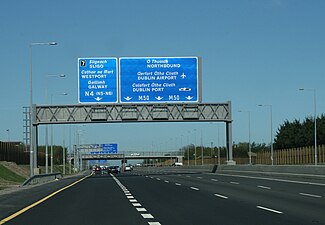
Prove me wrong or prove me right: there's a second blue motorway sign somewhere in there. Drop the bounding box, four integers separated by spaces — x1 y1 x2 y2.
119 57 200 103
78 58 118 103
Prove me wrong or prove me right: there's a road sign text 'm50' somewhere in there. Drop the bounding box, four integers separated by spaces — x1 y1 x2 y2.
119 57 201 103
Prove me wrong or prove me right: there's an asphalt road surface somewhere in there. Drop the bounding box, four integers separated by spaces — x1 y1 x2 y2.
0 169 324 225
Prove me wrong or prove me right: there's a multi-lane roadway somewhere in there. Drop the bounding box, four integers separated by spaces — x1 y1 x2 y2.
0 168 324 225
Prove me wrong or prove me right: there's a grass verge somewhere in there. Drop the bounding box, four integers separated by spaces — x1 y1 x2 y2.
0 164 25 183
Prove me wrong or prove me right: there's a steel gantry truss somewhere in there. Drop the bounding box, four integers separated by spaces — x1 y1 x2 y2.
35 102 231 124
30 102 234 174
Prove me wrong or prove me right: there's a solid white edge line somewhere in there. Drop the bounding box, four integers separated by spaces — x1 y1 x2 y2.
216 173 325 186
299 192 322 198
214 193 228 199
257 206 283 214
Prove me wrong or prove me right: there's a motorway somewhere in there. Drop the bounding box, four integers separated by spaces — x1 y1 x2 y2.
0 169 325 225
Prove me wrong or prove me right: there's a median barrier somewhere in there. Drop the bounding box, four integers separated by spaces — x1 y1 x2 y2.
215 164 325 179
22 173 62 186
136 165 215 173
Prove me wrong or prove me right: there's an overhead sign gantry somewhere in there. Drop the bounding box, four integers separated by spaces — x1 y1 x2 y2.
28 56 235 177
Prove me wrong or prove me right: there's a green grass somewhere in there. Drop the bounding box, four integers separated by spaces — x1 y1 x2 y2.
0 164 26 183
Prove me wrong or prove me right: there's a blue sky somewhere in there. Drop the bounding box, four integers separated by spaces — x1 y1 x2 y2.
0 0 324 152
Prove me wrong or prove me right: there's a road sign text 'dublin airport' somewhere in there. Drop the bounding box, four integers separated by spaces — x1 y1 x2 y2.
119 57 200 103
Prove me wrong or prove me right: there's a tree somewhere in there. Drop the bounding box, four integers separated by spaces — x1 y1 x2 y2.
274 115 325 149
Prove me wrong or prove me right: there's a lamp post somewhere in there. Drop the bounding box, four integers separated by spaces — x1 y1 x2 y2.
187 131 190 166
29 42 57 177
193 129 197 166
50 93 68 173
258 104 273 165
238 110 251 164
200 129 203 166
299 88 317 165
45 74 66 174
6 129 10 142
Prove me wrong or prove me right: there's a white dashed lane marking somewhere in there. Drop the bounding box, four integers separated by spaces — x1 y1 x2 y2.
257 185 271 190
111 174 162 224
136 208 147 212
141 214 154 219
190 187 199 191
230 181 239 185
299 192 322 198
214 193 228 199
257 206 283 214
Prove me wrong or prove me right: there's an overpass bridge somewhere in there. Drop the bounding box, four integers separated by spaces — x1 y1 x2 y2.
80 152 183 161
71 151 183 170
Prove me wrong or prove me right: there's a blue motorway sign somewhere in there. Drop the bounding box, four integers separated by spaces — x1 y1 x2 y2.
102 143 118 153
78 58 118 103
90 143 118 154
119 57 200 103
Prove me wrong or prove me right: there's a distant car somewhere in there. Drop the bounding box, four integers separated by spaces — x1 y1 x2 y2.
94 166 102 175
124 165 132 172
172 162 183 166
131 153 140 156
108 166 120 174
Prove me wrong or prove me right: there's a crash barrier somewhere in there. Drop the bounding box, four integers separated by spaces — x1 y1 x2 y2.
216 164 325 178
22 173 62 186
135 165 215 174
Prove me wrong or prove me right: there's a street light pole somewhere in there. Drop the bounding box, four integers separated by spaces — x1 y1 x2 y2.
258 104 273 165
45 74 66 174
194 129 197 166
299 88 317 165
239 110 251 164
29 42 57 177
50 92 68 173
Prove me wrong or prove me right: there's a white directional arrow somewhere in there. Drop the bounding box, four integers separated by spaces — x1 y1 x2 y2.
155 96 163 101
185 96 194 100
124 96 132 101
181 73 186 79
94 97 103 101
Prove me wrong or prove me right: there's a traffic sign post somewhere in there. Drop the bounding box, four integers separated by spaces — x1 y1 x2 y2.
119 57 201 103
78 58 118 103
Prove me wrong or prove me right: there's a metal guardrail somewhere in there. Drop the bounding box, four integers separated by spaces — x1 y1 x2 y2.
22 173 62 186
